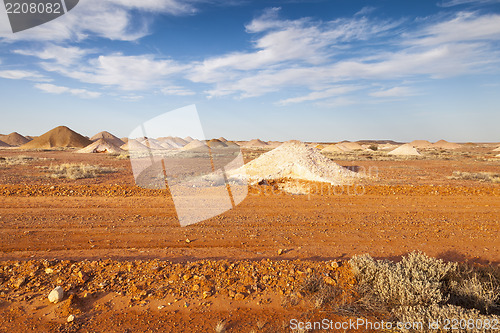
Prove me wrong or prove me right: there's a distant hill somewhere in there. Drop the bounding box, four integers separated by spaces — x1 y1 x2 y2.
20 126 92 149
0 139 12 147
91 131 125 147
0 132 31 146
355 140 404 145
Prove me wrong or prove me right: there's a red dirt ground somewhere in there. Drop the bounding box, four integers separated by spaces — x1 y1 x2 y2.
0 146 498 332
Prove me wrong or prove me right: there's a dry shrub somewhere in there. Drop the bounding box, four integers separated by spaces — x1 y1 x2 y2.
449 171 500 183
446 263 500 315
0 155 35 166
349 252 500 332
113 153 130 160
47 163 117 180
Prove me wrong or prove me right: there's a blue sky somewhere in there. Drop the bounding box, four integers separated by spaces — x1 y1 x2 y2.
0 0 499 142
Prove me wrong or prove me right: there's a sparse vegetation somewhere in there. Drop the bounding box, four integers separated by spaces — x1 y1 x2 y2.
0 155 45 166
113 153 130 160
45 163 117 180
449 171 500 183
346 252 500 332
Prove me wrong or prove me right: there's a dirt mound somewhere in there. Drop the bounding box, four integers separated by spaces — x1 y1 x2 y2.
242 139 269 148
158 137 188 148
410 140 433 148
0 132 30 146
388 144 421 156
183 136 194 143
335 142 365 151
218 137 228 142
139 138 166 150
182 139 208 150
378 143 398 151
267 141 282 148
231 140 360 189
493 146 500 152
20 126 92 149
433 140 461 149
91 131 125 147
0 140 12 147
77 139 124 154
121 139 148 151
208 139 228 148
321 144 343 153
225 141 240 148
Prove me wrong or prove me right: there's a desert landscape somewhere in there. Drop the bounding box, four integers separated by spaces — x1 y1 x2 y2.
0 126 499 332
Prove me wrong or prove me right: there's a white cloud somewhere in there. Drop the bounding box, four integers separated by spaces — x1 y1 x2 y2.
369 86 414 97
119 95 144 101
41 53 188 90
190 10 402 96
161 86 196 96
0 0 199 43
438 0 500 7
35 83 101 98
0 69 46 80
406 12 500 47
6 8 500 105
193 10 500 99
355 6 376 16
14 45 91 66
278 86 362 105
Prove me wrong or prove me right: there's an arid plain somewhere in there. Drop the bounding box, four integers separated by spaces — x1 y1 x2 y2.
0 127 498 332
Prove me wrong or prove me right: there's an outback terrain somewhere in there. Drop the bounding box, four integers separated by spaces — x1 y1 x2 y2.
0 130 499 332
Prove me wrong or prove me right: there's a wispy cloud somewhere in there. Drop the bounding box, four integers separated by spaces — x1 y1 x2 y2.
355 6 376 16
14 45 91 66
161 86 196 96
191 10 500 100
278 85 362 105
438 0 500 7
40 53 187 90
35 83 101 98
369 86 415 98
7 7 500 105
0 69 47 81
0 0 200 43
190 8 401 97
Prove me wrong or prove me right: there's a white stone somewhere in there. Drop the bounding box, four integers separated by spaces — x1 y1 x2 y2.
67 315 75 323
48 286 64 303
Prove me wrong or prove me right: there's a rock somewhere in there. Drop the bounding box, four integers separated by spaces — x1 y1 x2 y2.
67 314 75 323
277 249 284 255
12 277 26 289
192 284 200 291
324 277 335 285
203 291 212 299
330 261 339 269
78 271 89 282
234 293 245 301
45 268 54 274
48 286 64 303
